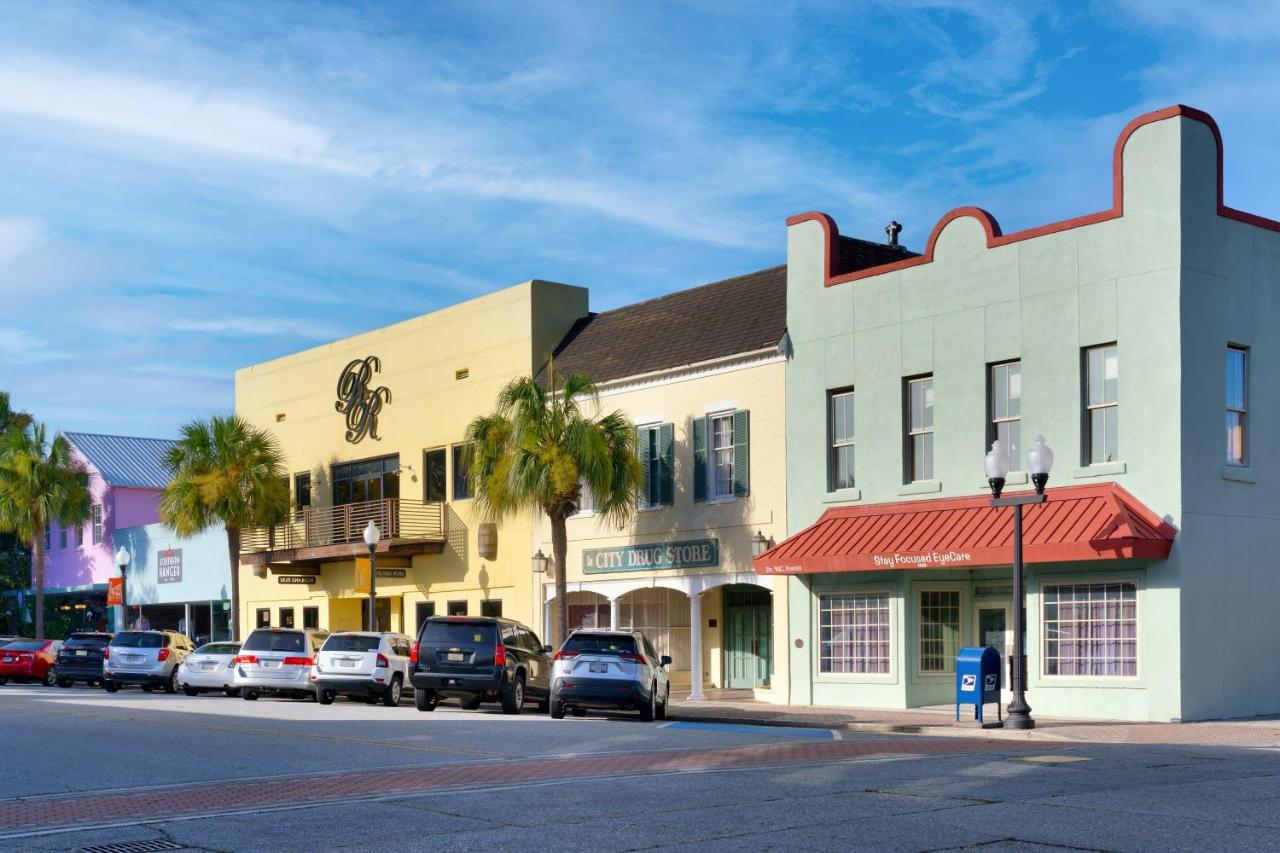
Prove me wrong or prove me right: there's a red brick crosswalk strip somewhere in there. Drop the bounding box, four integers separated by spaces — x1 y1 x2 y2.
0 738 1048 832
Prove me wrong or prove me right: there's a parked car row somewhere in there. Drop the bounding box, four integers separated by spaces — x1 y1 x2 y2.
0 616 675 722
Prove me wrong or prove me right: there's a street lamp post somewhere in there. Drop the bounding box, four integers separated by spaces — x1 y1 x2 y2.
750 530 769 559
363 521 379 632
114 546 130 631
984 435 1054 731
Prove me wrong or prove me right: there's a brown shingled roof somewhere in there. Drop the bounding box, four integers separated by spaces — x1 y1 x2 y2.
542 265 787 386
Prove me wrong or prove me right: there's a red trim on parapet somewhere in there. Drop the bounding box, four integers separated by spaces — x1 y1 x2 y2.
789 105 1280 288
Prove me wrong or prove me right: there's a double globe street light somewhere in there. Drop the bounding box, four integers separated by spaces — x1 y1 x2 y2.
984 434 1054 730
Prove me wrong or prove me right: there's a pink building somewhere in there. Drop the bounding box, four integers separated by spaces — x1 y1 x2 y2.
39 433 175 630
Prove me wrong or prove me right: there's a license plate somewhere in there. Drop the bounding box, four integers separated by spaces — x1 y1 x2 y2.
338 659 357 667
589 662 608 673
447 653 464 662
75 650 87 657
262 660 280 668
199 663 216 671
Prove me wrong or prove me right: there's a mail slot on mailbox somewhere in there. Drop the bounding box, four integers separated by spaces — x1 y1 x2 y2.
955 646 1002 726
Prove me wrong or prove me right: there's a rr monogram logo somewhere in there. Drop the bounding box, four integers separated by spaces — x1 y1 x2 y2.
335 356 391 443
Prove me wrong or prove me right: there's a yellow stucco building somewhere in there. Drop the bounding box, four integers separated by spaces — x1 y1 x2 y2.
233 279 588 640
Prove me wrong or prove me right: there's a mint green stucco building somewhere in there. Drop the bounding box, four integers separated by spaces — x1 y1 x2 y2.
766 105 1280 722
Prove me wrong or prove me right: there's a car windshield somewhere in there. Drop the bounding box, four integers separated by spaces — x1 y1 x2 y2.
112 633 163 649
322 635 380 653
563 634 637 656
241 630 305 653
196 643 240 655
64 635 111 649
423 621 494 645
2 641 46 651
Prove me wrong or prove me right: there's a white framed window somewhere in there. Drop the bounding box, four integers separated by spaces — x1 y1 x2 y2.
1085 344 1119 464
59 524 67 549
990 361 1021 470
1226 345 1248 466
710 412 735 500
91 505 103 545
906 375 934 482
572 480 595 518
1042 582 1137 677
819 591 890 674
918 589 960 674
829 389 855 490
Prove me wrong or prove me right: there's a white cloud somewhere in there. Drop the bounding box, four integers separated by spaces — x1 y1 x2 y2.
0 217 47 266
0 328 73 363
168 316 338 339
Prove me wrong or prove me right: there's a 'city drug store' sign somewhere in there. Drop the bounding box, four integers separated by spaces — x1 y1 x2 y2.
583 539 719 574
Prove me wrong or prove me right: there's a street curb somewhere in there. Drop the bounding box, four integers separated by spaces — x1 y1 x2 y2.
666 711 1072 741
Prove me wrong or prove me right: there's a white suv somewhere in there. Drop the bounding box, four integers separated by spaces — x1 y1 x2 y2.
311 632 414 707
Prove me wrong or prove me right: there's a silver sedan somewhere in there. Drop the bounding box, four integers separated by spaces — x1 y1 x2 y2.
177 642 242 696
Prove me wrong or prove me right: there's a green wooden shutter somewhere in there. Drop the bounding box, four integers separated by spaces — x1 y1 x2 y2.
733 409 750 497
636 426 651 509
659 422 674 506
692 417 707 503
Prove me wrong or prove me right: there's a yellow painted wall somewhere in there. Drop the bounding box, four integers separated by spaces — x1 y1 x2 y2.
235 279 589 638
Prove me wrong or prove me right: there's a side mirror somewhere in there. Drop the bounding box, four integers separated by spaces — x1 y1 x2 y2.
660 655 672 667
541 645 554 655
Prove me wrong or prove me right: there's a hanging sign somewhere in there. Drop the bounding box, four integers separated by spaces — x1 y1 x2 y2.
583 539 719 574
278 575 317 585
107 577 124 606
157 549 183 584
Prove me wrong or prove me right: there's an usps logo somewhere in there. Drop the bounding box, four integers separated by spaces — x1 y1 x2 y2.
961 674 976 691
984 673 998 692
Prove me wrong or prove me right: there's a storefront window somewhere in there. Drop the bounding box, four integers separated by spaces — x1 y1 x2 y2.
303 606 319 630
918 590 960 673
819 592 889 674
1043 582 1137 676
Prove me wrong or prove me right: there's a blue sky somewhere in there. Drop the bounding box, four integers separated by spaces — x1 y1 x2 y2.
2 0 1278 438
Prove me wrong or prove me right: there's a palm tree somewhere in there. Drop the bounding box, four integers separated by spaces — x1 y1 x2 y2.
160 415 289 641
0 392 32 435
0 423 91 639
467 365 643 647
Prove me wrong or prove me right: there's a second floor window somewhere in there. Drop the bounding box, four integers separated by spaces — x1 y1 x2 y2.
91 505 103 545
829 389 855 490
711 414 735 499
59 524 67 549
424 448 446 502
294 473 312 510
990 362 1022 470
1085 344 1119 464
636 423 673 509
1226 346 1248 466
693 410 750 502
906 375 934 482
452 444 472 501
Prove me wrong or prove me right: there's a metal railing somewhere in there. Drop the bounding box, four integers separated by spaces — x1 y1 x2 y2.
240 498 446 555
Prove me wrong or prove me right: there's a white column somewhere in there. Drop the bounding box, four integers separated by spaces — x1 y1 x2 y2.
610 597 621 631
183 603 192 640
543 595 552 645
687 593 705 700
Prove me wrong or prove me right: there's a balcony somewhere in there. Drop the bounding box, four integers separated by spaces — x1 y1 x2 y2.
240 498 447 567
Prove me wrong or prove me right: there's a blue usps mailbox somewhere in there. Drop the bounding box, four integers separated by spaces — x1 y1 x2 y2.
955 646 1002 726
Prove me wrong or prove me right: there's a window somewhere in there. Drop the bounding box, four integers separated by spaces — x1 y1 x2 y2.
332 456 400 506
819 592 890 674
989 362 1022 470
424 448 447 502
59 524 67 549
279 608 295 629
303 606 319 630
255 609 271 629
1085 344 1119 464
693 410 749 502
481 600 503 618
918 590 960 674
906 376 935 482
294 473 312 510
447 600 468 616
829 389 855 491
1226 346 1248 466
636 424 673 509
1043 582 1137 677
415 601 436 634
75 523 83 548
451 444 471 501
91 505 103 545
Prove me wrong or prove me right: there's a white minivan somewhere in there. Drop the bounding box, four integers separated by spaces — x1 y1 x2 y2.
311 632 414 707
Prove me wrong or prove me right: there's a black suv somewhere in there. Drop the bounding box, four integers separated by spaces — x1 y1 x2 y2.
54 632 113 687
411 617 552 715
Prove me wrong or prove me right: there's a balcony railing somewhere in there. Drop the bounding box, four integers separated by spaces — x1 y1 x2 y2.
240 498 445 555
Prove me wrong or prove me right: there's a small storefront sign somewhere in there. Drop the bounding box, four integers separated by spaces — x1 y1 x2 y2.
157 549 183 584
107 577 124 606
278 575 317 585
583 539 719 574
375 568 407 579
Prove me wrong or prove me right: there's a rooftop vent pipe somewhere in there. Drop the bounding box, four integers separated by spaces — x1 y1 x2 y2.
885 220 902 248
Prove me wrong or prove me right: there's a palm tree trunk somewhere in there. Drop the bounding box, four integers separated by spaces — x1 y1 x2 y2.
31 517 44 640
226 527 241 642
551 512 569 648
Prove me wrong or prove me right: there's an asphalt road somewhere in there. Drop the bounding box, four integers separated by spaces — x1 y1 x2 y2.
1 684 1279 852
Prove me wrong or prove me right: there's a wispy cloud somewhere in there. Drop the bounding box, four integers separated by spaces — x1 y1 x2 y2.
168 316 339 339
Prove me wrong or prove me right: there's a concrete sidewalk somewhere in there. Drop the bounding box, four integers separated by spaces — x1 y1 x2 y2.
666 694 1280 748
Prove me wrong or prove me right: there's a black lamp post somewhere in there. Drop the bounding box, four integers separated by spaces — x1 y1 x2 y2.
984 434 1054 730
363 521 379 632
114 546 130 631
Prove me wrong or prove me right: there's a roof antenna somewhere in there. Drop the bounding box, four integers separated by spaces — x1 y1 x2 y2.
885 221 902 248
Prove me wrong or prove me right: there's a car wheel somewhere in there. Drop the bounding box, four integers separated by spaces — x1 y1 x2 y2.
163 669 179 695
223 688 241 698
656 683 669 720
460 696 482 711
382 676 403 707
639 682 656 722
414 688 437 712
43 670 58 687
550 693 566 720
57 678 72 689
317 689 336 706
501 675 525 715
103 680 119 693
0 677 8 686
571 707 587 718
242 689 259 701
182 685 200 697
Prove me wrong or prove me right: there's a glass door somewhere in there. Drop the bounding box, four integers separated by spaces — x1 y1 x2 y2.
974 603 1011 700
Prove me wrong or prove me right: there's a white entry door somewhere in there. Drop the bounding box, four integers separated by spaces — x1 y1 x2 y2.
974 603 1012 701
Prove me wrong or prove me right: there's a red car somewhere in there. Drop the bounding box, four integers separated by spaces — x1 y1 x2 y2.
0 640 61 686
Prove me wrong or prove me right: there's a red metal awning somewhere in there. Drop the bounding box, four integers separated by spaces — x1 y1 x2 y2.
755 483 1175 576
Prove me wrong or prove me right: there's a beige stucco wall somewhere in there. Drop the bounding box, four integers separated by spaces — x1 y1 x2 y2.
234 279 588 639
